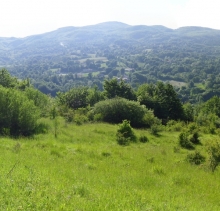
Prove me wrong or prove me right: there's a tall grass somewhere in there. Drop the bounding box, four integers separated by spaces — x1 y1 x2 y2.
0 118 220 210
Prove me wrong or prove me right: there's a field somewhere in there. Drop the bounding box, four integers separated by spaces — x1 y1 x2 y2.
168 80 187 88
0 118 220 210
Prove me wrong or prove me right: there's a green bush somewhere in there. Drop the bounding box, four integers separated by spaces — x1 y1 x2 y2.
186 151 205 165
57 86 89 109
63 107 90 125
116 120 137 145
179 132 195 150
64 109 74 122
150 124 162 136
116 134 130 146
35 119 50 134
74 114 88 125
166 120 185 132
93 113 103 122
207 139 220 172
188 131 201 145
24 87 49 117
93 97 150 127
209 124 216 134
139 135 149 143
0 86 40 136
187 122 198 133
141 111 161 128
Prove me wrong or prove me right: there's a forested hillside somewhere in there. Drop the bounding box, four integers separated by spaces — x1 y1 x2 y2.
1 22 220 102
1 67 220 210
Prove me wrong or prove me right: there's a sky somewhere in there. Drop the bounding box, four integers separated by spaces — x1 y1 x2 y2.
1 0 220 37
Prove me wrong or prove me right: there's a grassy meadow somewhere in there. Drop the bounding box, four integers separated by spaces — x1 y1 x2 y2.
1 118 220 210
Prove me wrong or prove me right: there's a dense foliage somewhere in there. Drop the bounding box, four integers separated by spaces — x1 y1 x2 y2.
92 97 154 127
0 86 40 136
1 22 220 103
137 82 184 121
0 69 50 136
103 78 136 100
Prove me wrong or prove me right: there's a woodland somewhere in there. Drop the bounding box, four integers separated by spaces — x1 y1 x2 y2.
1 22 220 103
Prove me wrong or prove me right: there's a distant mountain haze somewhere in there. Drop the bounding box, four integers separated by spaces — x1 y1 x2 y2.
1 21 220 102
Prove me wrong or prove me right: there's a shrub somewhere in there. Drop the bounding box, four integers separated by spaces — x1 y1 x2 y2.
187 122 198 133
93 113 103 122
139 135 149 143
116 120 137 145
0 86 40 136
188 130 201 145
186 151 205 165
92 97 151 127
116 134 130 146
57 86 89 109
209 124 216 134
35 121 50 134
63 109 74 123
24 87 49 117
141 111 161 128
166 120 185 132
179 132 195 150
207 139 220 172
150 124 162 136
74 114 88 125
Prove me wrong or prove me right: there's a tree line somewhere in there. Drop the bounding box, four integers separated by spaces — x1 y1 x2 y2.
1 68 220 137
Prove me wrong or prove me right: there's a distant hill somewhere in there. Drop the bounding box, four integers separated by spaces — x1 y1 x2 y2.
1 21 220 102
1 21 220 60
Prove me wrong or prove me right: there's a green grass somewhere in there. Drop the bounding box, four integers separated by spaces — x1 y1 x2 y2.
81 71 100 77
169 80 187 88
79 57 108 63
0 119 220 210
49 68 60 73
100 63 108 68
195 83 206 90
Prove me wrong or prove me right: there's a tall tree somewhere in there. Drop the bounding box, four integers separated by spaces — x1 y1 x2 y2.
137 82 184 121
57 86 89 109
103 78 136 100
0 68 17 88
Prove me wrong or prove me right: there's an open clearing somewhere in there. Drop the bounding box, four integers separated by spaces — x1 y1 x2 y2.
0 120 220 210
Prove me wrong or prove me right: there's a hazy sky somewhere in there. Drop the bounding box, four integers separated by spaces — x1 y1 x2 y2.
1 0 220 37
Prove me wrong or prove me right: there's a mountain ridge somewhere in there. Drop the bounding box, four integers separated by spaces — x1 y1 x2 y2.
1 21 220 102
1 21 220 40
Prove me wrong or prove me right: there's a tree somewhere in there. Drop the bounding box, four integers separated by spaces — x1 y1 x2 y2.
87 86 104 106
120 68 125 76
137 82 184 121
88 73 93 80
24 87 50 116
57 86 89 109
203 96 220 117
103 78 136 100
155 82 184 120
183 102 194 122
0 86 40 136
137 83 156 110
0 68 17 88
